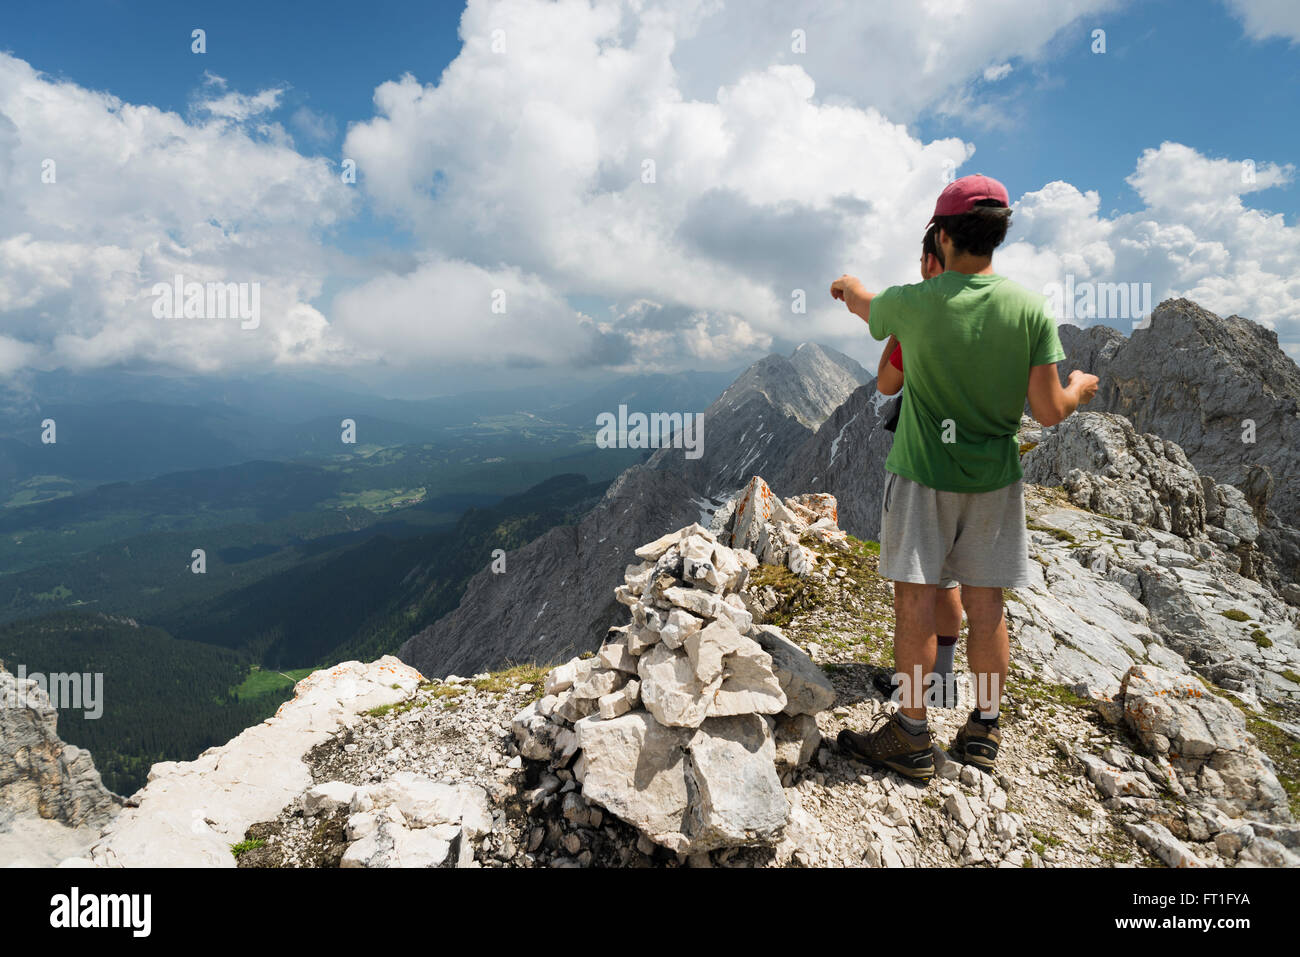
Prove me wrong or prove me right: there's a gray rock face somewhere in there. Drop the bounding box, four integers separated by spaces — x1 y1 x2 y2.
786 343 874 428
719 342 869 432
0 661 121 832
1010 413 1300 708
752 625 836 716
398 466 704 678
1055 323 1126 388
774 381 895 541
1023 407 1296 594
1057 299 1300 528
1022 412 1207 538
1121 666 1290 822
573 710 787 854
649 342 868 496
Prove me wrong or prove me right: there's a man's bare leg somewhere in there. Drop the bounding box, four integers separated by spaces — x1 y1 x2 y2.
889 583 963 706
959 585 1008 716
935 587 963 637
893 582 937 720
892 581 963 636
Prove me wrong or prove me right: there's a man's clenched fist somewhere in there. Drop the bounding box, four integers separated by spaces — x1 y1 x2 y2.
830 274 861 302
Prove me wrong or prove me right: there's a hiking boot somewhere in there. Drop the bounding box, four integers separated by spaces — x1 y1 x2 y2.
871 668 899 701
950 711 1001 772
837 711 934 784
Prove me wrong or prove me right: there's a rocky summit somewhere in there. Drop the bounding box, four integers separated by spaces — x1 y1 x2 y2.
6 300 1300 870
33 446 1299 870
1058 299 1300 530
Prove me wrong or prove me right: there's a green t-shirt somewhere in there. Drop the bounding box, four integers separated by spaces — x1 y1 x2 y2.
868 271 1065 493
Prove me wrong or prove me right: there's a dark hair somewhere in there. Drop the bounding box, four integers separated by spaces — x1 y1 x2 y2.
933 199 1012 258
922 224 944 268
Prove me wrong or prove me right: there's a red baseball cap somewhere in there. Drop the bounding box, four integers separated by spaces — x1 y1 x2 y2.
928 174 1010 224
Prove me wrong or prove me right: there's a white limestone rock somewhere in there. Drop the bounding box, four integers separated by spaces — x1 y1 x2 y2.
638 643 719 728
752 625 836 716
298 781 359 817
77 656 422 869
658 608 703 650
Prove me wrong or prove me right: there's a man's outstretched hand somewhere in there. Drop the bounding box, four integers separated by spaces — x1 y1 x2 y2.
831 274 873 323
830 274 860 302
1067 370 1100 405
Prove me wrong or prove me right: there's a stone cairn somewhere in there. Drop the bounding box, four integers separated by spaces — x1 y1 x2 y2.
512 477 842 854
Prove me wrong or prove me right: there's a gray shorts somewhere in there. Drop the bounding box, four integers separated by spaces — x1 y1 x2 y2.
879 472 1032 588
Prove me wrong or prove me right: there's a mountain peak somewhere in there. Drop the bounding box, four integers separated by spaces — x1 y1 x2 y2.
718 341 868 432
1057 299 1300 527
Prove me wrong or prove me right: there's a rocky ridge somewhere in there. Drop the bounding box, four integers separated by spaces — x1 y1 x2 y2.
1057 299 1300 532
0 659 122 866
58 658 424 867
212 459 1295 870
1017 411 1300 712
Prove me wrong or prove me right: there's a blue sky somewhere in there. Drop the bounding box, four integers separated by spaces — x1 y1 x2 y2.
917 0 1300 221
1 0 1298 391
8 0 1295 223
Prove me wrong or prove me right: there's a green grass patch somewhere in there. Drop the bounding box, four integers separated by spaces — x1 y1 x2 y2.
1220 609 1251 622
366 696 430 717
1031 828 1063 848
1026 522 1075 543
1253 630 1272 648
230 665 315 698
1006 676 1094 715
33 584 73 601
472 662 550 696
230 838 265 858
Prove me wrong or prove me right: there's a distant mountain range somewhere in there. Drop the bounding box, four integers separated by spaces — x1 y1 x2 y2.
400 342 870 677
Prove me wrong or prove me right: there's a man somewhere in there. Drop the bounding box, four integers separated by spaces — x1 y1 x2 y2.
871 225 965 710
828 174 1099 784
